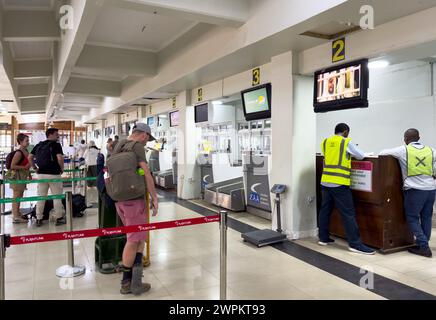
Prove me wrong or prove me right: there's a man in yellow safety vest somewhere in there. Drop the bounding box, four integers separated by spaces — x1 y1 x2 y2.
380 129 436 258
319 123 375 255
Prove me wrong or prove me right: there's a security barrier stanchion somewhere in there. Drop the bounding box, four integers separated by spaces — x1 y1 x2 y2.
1 158 5 233
0 233 9 300
220 210 228 300
55 191 86 278
72 164 76 194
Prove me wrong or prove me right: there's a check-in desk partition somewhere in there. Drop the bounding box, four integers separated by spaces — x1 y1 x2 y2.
316 155 414 253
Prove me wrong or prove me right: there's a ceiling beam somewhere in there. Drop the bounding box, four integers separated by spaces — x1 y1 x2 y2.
17 83 49 99
64 77 121 97
14 60 52 79
20 97 47 113
75 44 157 78
108 0 249 27
47 0 106 118
2 11 60 41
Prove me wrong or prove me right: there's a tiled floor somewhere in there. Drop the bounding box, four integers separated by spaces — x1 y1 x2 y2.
2 186 387 300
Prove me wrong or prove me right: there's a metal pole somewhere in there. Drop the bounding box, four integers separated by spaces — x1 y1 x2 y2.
0 157 5 234
0 234 6 300
56 192 85 278
220 210 228 300
72 163 76 194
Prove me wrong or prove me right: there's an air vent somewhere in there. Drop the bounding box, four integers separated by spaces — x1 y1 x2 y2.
132 104 147 107
300 22 361 40
1 99 14 103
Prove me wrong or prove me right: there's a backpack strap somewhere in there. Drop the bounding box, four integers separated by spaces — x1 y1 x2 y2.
119 140 139 153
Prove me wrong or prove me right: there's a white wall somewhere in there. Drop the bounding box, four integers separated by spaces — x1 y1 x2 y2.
316 61 436 153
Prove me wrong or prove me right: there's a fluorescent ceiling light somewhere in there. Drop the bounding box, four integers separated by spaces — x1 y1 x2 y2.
158 114 167 118
212 100 223 105
369 60 390 69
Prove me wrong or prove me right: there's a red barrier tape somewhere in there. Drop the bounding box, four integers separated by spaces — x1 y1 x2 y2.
10 215 220 246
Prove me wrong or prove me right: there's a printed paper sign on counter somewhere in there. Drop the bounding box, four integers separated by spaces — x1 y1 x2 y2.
350 161 373 192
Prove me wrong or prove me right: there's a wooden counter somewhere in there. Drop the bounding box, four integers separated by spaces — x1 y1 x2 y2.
316 155 414 253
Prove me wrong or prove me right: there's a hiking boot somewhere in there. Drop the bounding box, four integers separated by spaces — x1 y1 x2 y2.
408 246 432 258
131 264 146 295
120 280 151 295
55 217 66 226
36 219 43 227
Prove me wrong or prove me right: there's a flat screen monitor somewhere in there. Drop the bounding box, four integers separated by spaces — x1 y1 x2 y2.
241 83 272 121
195 103 209 123
147 116 155 127
314 59 369 113
169 111 179 127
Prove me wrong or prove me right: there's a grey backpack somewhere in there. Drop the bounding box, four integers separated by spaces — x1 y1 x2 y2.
105 141 146 201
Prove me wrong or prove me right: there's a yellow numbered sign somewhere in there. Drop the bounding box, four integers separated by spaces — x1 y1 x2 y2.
252 68 261 86
172 97 177 108
149 105 152 114
332 38 346 63
197 88 203 102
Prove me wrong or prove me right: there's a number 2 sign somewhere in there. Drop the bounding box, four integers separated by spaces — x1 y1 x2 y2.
332 38 346 63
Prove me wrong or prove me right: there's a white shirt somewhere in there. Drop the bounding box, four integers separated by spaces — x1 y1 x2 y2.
321 136 365 188
379 142 436 191
84 147 99 166
76 144 87 158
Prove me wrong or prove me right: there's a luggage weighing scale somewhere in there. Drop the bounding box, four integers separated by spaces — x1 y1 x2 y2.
241 184 288 247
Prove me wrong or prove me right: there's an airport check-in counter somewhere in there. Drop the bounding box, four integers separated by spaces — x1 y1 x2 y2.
204 177 246 212
316 155 414 253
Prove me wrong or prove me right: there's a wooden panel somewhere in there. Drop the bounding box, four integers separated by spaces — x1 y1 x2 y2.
316 155 414 253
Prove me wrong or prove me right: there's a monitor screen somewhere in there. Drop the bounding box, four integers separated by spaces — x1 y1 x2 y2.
195 103 209 123
241 83 272 121
147 117 155 127
314 59 369 113
169 111 179 127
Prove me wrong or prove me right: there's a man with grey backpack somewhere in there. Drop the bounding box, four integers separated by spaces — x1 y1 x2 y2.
105 123 158 295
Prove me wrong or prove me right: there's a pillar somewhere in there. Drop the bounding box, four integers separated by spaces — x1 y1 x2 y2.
270 51 317 239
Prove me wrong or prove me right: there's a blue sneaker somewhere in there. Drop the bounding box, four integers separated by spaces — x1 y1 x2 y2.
349 244 376 255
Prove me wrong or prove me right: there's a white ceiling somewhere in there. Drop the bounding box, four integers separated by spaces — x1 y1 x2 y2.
10 41 53 60
87 6 198 52
2 0 54 11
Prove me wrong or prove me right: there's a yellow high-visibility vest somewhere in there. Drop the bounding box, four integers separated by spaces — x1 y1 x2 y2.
321 135 352 186
407 145 433 177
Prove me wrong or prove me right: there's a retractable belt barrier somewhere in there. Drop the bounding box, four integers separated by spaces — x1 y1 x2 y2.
8 215 220 245
0 194 65 204
3 176 97 185
0 187 229 301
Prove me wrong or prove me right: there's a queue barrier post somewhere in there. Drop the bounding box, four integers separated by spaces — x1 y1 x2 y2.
0 233 10 300
220 210 228 301
1 158 5 232
55 191 86 278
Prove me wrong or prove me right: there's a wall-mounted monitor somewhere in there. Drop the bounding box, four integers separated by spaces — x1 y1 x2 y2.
195 103 209 123
147 116 155 127
169 111 179 127
314 59 369 113
241 83 272 121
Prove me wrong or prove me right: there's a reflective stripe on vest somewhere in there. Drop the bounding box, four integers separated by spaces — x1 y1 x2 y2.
406 145 433 177
321 136 352 186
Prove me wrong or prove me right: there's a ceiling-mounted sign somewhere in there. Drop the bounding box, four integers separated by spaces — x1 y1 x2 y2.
197 88 203 102
252 67 261 86
172 97 177 108
149 105 152 114
332 38 346 63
